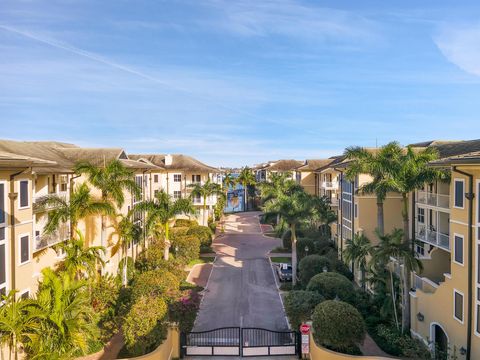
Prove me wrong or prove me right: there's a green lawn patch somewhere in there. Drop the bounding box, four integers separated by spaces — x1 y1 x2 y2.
270 256 291 264
270 246 290 253
188 257 215 267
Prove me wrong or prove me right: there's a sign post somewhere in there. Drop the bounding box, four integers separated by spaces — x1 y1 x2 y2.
300 324 310 358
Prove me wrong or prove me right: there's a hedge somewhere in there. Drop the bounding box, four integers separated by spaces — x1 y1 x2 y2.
307 272 355 302
284 290 324 329
297 238 316 260
123 295 168 356
298 255 331 285
131 269 180 301
175 219 197 227
187 225 213 247
171 234 201 264
312 300 365 353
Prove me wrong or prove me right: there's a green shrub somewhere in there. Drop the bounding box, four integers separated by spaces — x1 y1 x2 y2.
332 259 354 281
170 227 189 240
297 238 316 260
171 235 201 264
314 239 335 255
131 269 180 301
284 290 324 329
373 324 430 358
169 290 202 332
312 300 365 352
135 247 186 280
187 225 213 247
91 275 121 342
307 272 355 302
175 219 197 227
298 255 331 285
208 221 217 234
118 256 135 284
123 295 168 356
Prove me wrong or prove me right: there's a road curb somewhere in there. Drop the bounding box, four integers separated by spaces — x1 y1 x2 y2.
267 256 292 330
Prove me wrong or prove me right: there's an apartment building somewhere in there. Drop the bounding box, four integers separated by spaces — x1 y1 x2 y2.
294 159 332 196
254 159 303 183
129 154 222 225
0 140 158 297
409 140 480 359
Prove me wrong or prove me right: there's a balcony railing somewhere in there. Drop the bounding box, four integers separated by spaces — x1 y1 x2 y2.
417 190 450 209
35 223 70 252
33 191 68 213
321 181 339 190
413 273 442 294
329 198 339 206
416 223 450 251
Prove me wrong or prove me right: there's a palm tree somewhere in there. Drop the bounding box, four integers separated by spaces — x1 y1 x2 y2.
344 142 403 236
135 190 195 261
0 291 42 360
35 182 115 238
55 230 105 280
264 189 313 285
110 211 142 286
236 167 256 211
32 269 96 358
223 172 236 198
74 159 141 250
188 178 224 226
310 195 337 237
343 233 371 289
370 229 423 332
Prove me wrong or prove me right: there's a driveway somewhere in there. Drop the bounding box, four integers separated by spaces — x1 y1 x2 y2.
193 212 289 331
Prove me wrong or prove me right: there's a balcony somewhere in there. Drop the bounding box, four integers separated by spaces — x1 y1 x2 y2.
416 223 450 251
329 198 339 207
35 222 70 252
33 191 68 213
321 181 339 190
417 190 450 209
413 273 440 294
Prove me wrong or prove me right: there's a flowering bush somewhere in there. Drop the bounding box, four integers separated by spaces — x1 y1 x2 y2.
169 289 202 332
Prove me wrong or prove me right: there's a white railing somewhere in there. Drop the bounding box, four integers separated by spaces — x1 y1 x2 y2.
414 274 423 291
322 181 339 189
35 223 70 251
416 223 450 251
417 190 450 209
330 198 339 206
413 273 441 294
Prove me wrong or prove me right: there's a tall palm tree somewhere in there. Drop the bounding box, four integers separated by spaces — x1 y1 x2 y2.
110 211 142 286
370 229 423 332
264 189 313 285
343 233 371 288
74 159 141 250
344 142 403 236
236 167 256 211
223 172 236 199
188 178 224 226
32 269 96 358
36 182 115 238
135 190 195 261
0 291 42 360
56 230 105 280
310 195 337 237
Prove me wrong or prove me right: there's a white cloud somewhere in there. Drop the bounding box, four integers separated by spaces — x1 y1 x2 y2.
435 23 480 77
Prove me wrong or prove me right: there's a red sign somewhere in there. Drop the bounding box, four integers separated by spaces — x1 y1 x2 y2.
300 324 310 334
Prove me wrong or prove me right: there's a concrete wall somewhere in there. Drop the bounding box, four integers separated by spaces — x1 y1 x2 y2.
309 333 395 360
117 326 180 360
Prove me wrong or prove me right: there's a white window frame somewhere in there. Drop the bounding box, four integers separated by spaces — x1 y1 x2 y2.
173 174 181 182
453 289 465 324
453 178 465 209
173 191 182 199
153 174 159 183
17 179 30 210
0 181 6 228
453 233 464 266
18 233 31 265
19 288 30 299
417 207 425 224
0 181 7 297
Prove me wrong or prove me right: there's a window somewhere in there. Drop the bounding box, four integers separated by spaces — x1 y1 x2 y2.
173 174 181 182
454 179 464 208
154 174 159 183
173 191 182 199
20 290 29 299
193 194 201 204
454 290 464 323
192 175 201 183
19 235 30 264
417 208 425 224
19 180 29 208
59 175 68 192
454 235 464 265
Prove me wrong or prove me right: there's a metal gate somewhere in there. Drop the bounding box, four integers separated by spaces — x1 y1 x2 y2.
181 327 300 357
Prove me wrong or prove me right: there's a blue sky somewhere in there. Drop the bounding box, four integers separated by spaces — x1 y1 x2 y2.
1 0 480 167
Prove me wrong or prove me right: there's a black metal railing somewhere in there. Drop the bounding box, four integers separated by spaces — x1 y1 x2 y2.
241 327 296 347
185 327 240 347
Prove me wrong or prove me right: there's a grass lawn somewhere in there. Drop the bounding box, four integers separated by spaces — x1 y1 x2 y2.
270 256 291 264
188 257 215 267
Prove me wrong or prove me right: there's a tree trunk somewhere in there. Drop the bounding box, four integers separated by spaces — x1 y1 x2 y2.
377 198 385 236
243 183 247 211
291 223 298 286
401 193 409 243
361 265 366 290
122 244 128 287
401 261 411 333
203 196 207 226
390 269 399 330
163 222 170 260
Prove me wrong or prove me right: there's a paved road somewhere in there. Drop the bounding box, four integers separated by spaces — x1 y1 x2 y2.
193 212 289 331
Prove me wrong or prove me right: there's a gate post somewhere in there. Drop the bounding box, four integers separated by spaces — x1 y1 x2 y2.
179 331 186 358
297 331 302 359
239 327 243 357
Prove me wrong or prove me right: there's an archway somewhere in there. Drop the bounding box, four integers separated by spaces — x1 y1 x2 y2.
430 323 449 359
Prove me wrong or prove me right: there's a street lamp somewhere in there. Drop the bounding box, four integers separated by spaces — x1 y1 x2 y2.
304 246 309 256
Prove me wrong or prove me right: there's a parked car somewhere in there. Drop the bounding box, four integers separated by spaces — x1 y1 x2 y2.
276 263 292 282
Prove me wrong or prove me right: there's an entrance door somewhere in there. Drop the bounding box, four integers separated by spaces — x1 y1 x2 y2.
433 324 448 360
